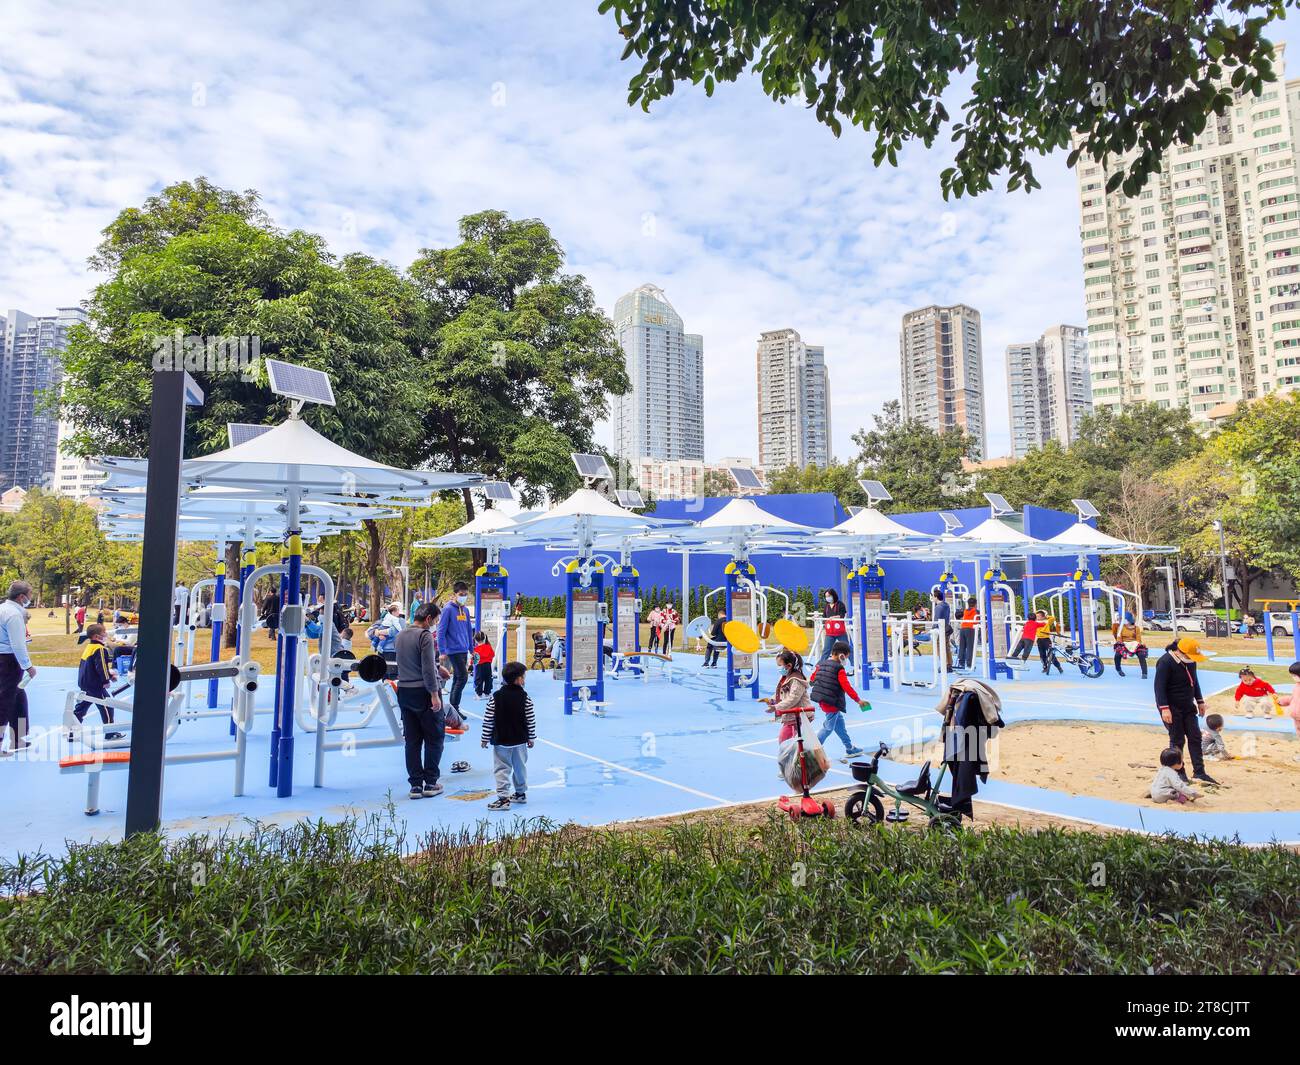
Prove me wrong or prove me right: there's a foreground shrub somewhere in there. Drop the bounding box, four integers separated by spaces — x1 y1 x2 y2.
1 811 1296 973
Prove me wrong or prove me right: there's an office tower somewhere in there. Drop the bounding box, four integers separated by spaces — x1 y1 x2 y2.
755 329 832 470
1075 45 1300 419
1006 324 1093 458
899 304 987 459
612 284 704 463
0 307 85 490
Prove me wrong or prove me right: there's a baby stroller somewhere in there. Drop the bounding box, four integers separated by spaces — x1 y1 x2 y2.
775 706 834 820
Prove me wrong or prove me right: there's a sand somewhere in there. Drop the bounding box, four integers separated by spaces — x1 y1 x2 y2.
896 721 1300 814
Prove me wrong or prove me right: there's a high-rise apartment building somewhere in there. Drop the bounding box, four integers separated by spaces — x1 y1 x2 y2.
1006 324 1093 458
1075 46 1300 419
0 307 84 490
53 419 106 501
755 329 832 470
899 304 987 459
612 284 704 463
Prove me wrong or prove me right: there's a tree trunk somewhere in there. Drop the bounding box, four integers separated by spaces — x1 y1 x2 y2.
223 542 240 648
363 519 385 620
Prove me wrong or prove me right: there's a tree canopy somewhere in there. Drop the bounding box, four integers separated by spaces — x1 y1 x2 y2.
600 0 1289 198
852 401 975 512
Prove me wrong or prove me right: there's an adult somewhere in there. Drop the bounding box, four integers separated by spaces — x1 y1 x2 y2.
646 605 663 653
660 603 679 657
931 590 953 672
0 580 35 755
74 603 87 634
395 603 447 799
259 591 280 639
172 580 189 626
374 603 404 662
436 581 474 715
1111 611 1148 678
1153 637 1219 786
957 596 979 671
820 588 849 662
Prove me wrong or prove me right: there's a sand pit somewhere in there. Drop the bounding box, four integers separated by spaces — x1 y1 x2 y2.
898 721 1300 814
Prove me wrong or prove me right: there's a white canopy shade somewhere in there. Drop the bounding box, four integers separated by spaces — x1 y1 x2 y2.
510 488 685 545
413 507 531 550
800 506 934 560
640 497 819 555
96 485 400 527
94 416 482 497
1042 521 1177 557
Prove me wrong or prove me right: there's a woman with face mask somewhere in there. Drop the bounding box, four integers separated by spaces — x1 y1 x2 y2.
820 588 851 664
0 580 35 755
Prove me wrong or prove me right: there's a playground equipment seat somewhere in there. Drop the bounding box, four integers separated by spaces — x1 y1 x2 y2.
59 750 133 816
897 761 933 797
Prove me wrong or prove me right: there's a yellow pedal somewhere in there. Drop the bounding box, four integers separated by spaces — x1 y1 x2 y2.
723 620 761 654
771 618 809 654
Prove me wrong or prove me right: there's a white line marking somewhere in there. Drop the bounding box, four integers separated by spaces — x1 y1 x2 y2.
537 736 731 805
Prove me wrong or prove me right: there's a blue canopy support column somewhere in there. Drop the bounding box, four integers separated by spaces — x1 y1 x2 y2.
205 542 228 710
563 557 606 715
475 561 509 675
980 561 1015 682
850 560 891 691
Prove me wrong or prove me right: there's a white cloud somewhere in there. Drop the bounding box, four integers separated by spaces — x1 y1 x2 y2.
4 0 1297 465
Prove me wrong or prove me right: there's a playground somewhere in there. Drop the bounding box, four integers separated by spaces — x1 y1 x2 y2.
8 367 1297 868
8 626 1299 866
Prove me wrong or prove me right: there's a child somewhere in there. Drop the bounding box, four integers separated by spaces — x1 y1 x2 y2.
762 649 813 743
1009 613 1042 662
74 624 124 741
472 630 495 698
1151 748 1200 804
808 640 869 759
1200 713 1232 761
1232 668 1277 718
481 661 536 810
703 610 725 667
957 596 979 670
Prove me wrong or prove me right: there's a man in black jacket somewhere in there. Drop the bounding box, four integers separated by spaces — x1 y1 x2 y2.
1153 637 1219 786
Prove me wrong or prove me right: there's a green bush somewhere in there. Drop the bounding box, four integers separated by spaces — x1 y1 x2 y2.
2 812 1295 974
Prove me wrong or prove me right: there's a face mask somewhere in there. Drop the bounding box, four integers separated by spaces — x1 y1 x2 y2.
457 595 468 605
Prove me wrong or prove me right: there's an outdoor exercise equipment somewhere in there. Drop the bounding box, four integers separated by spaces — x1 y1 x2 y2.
1039 504 1177 674
512 488 683 715
647 497 816 701
59 657 261 815
94 391 480 798
1261 599 1300 662
802 484 930 691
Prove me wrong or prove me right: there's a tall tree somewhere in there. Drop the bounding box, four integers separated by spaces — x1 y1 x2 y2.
851 401 976 512
409 211 629 522
58 178 431 467
1104 466 1181 611
14 491 106 632
602 0 1286 197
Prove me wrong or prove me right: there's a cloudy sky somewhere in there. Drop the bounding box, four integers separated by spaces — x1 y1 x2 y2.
5 1 1300 462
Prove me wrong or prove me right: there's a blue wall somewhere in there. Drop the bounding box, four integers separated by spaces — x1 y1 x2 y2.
498 494 1096 607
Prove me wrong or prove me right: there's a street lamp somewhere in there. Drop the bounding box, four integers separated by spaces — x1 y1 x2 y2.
1212 517 1231 624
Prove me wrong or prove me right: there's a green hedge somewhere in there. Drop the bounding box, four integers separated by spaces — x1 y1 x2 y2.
2 813 1296 974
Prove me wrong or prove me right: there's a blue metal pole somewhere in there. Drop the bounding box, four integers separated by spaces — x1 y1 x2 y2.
268 549 288 787
275 528 304 797
207 548 227 710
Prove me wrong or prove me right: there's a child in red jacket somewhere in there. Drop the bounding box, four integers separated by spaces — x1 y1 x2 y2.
808 641 870 759
1233 668 1278 718
472 631 496 698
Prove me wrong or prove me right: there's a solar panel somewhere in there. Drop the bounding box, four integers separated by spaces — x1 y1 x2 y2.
228 423 272 447
857 479 892 504
939 511 963 532
846 505 865 516
265 359 336 406
983 492 1013 516
479 481 515 501
728 466 764 490
571 453 613 481
1072 498 1100 519
615 489 644 509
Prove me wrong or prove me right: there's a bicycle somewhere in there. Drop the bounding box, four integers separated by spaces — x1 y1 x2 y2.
1047 637 1103 678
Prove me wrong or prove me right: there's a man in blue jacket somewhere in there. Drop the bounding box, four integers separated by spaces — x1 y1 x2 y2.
436 581 475 713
